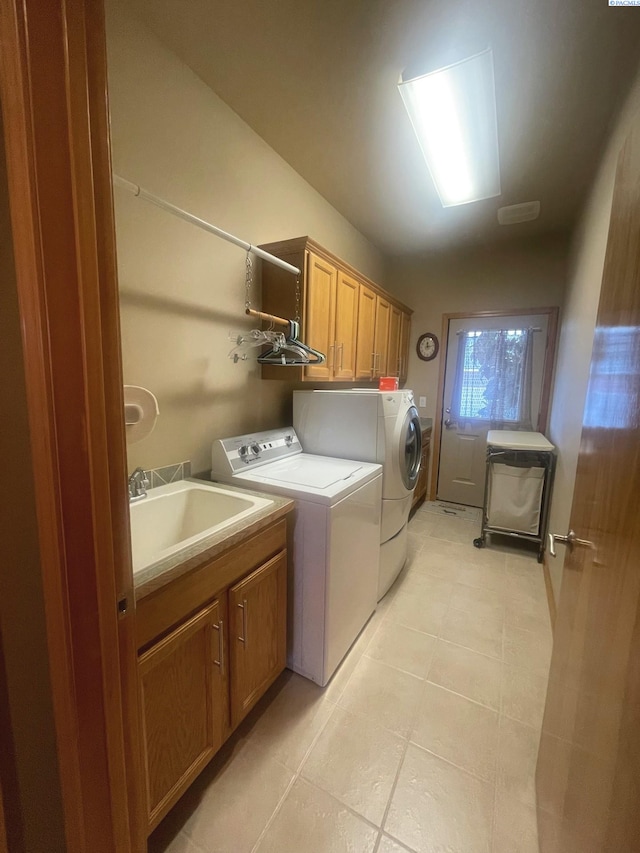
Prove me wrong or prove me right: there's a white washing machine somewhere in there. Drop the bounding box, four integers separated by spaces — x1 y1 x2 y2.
293 389 421 600
211 428 382 687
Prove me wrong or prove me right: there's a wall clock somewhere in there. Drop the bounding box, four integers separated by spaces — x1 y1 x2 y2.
416 332 439 361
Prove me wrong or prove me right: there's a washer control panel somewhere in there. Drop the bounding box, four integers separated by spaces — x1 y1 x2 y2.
212 428 302 475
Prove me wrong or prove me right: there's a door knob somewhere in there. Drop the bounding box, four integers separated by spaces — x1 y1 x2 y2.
548 530 595 558
444 418 455 429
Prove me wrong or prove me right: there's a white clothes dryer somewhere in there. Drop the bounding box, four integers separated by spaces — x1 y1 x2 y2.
211 428 382 687
293 389 421 599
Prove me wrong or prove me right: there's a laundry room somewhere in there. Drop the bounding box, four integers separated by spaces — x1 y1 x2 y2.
112 0 640 849
3 0 640 852
100 0 640 846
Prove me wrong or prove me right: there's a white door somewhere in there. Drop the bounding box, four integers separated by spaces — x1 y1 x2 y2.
438 313 550 506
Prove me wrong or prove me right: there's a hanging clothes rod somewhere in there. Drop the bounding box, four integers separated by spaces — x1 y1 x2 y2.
456 326 542 335
245 308 290 328
112 174 301 276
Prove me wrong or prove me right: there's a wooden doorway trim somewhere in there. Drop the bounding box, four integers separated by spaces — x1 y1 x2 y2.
0 1 144 850
429 306 559 502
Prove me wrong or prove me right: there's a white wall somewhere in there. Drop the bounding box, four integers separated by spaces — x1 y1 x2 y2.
106 0 386 475
546 69 640 603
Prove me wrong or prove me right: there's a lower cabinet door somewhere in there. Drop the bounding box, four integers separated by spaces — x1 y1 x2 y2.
229 550 287 728
139 599 226 831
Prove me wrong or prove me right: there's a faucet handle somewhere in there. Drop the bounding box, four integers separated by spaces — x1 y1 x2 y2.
128 467 150 500
129 466 148 482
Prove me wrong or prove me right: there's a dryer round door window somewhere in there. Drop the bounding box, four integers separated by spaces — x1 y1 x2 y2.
401 407 422 490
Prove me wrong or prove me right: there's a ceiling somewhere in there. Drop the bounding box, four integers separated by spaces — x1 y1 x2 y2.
129 0 640 257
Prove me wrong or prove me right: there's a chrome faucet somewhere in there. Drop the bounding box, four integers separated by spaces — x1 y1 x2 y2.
128 467 150 502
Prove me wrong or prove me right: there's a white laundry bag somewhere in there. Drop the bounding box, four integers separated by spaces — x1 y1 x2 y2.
487 463 545 535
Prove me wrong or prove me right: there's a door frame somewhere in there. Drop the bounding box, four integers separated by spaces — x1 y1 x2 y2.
429 306 560 502
0 0 144 850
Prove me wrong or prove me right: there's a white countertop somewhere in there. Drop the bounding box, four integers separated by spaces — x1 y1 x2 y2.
487 430 554 451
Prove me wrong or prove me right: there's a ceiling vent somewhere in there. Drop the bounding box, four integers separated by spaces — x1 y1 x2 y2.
497 201 540 225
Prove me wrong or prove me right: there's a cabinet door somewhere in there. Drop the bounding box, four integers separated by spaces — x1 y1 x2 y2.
139 599 226 830
399 312 411 386
229 550 287 728
387 305 402 378
374 296 391 377
305 251 337 380
334 271 359 380
355 284 377 380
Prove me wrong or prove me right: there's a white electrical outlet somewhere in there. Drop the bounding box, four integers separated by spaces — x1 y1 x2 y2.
419 396 426 408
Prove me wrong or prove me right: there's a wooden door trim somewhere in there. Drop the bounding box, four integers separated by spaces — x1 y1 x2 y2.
0 1 144 850
429 306 560 502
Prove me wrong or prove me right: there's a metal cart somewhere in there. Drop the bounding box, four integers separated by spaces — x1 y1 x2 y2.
473 431 556 563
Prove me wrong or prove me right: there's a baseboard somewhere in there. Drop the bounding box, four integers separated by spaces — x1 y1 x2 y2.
542 552 557 633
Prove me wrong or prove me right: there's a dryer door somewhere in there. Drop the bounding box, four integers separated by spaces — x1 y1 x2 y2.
401 406 422 490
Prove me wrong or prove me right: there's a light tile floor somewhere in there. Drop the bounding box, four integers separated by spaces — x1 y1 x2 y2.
150 505 553 853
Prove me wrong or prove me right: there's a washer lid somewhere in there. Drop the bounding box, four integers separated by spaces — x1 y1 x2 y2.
487 430 554 451
229 453 382 505
247 455 363 488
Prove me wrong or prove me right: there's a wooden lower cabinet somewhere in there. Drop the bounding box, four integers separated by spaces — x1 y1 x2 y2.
229 551 287 727
139 600 226 831
136 520 289 834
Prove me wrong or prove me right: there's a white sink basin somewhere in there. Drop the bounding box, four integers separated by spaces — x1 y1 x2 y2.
129 480 273 573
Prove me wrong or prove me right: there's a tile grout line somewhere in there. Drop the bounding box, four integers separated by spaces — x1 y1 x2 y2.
277 584 437 849
408 525 501 848
422 678 501 715
376 689 424 844
405 738 497 788
249 618 388 853
248 694 339 853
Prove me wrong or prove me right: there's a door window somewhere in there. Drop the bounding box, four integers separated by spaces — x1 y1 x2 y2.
452 328 535 427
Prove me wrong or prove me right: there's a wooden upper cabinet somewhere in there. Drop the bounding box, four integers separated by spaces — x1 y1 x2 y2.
355 284 377 380
228 551 287 728
258 236 412 383
387 305 402 378
139 599 226 831
374 296 391 377
399 311 411 385
305 255 359 381
334 271 359 380
305 252 337 380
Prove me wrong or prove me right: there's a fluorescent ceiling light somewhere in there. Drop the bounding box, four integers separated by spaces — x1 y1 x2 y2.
398 49 501 207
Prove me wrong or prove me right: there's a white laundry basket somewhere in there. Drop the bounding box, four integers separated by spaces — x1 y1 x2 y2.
473 430 556 562
487 463 545 535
